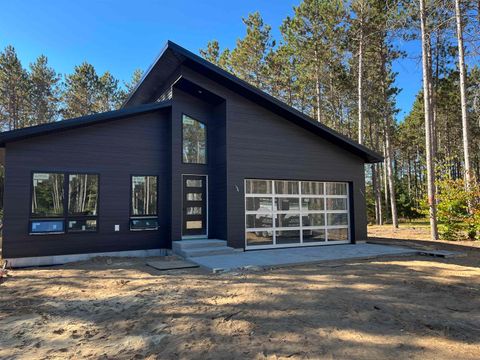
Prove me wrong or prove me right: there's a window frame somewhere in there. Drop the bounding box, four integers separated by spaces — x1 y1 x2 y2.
181 113 207 165
129 174 159 231
29 171 100 235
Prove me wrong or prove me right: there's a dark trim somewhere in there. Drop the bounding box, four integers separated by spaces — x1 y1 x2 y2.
29 171 100 235
348 182 356 244
123 41 382 163
0 101 172 147
181 174 208 237
29 170 66 219
181 113 208 165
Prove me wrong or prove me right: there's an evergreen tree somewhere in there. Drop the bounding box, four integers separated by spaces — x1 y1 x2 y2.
28 55 60 125
125 68 143 94
0 46 30 130
62 62 100 118
229 12 274 89
97 71 121 112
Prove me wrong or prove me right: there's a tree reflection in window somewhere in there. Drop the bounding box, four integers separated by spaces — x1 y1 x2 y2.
182 114 206 164
31 173 64 217
68 174 98 216
132 176 158 216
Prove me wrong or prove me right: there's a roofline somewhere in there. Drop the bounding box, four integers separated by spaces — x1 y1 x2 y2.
0 100 172 147
121 41 171 108
126 40 383 163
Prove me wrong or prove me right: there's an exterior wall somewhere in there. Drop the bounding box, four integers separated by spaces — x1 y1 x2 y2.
3 110 171 258
170 88 227 241
180 66 367 249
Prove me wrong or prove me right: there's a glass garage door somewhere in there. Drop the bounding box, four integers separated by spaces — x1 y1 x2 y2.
245 179 350 249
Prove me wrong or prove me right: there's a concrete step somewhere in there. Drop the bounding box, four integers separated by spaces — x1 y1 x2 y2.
175 245 238 258
172 239 227 251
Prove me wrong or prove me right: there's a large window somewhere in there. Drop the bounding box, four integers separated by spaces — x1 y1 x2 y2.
131 176 158 231
245 179 350 248
182 114 206 164
30 172 99 234
32 173 64 217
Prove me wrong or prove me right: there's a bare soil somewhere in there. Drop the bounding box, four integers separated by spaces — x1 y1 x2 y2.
1 229 480 359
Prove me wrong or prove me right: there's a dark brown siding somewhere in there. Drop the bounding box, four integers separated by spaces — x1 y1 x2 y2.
181 66 368 249
3 109 170 258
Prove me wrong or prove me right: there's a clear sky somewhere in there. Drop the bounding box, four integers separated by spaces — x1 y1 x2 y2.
0 0 422 121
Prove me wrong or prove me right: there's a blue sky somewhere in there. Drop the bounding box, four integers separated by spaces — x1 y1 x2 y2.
0 0 422 121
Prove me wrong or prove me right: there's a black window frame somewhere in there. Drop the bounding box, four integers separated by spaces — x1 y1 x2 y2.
129 174 159 231
29 171 100 235
181 113 207 165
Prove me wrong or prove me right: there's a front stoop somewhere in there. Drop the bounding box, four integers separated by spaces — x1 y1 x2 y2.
172 239 239 258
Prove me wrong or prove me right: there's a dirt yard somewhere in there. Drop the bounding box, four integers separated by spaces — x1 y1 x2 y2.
1 229 480 359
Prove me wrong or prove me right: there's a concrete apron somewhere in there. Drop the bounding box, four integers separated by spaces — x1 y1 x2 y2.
187 243 420 273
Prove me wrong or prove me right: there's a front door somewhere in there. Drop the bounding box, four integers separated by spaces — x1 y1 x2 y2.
182 175 207 237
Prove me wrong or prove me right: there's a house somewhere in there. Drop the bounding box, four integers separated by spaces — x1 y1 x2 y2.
0 41 382 267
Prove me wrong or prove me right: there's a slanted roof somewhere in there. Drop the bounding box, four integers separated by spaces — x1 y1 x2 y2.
124 41 383 163
0 100 171 147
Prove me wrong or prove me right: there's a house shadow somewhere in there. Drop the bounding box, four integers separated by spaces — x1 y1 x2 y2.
1 251 479 359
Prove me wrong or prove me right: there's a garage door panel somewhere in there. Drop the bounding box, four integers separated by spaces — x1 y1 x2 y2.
245 179 350 249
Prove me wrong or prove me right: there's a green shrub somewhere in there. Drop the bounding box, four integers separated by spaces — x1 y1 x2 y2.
436 177 480 241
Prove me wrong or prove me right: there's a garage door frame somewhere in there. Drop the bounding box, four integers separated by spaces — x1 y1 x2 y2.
244 179 352 250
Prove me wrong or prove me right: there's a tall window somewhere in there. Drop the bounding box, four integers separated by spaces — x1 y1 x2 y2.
182 114 206 164
30 172 99 234
67 174 99 232
131 176 158 231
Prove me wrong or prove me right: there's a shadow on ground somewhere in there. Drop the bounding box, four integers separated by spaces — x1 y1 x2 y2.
1 249 479 359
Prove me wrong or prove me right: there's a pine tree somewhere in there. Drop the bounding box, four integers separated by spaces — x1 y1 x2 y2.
281 0 347 126
229 12 274 89
200 40 231 70
97 71 121 112
28 55 60 125
0 45 30 130
125 69 143 94
62 62 100 118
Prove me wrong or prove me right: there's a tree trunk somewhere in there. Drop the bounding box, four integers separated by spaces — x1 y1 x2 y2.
455 0 473 188
384 122 399 228
383 145 389 221
419 0 439 240
357 15 364 144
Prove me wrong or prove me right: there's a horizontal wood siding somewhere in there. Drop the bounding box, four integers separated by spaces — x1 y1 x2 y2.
181 66 367 249
3 110 171 258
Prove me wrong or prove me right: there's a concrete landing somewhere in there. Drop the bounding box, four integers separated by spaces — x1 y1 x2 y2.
172 239 238 258
189 243 419 272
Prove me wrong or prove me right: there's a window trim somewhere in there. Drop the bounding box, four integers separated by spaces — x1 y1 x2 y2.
29 171 100 235
181 113 207 165
129 174 159 231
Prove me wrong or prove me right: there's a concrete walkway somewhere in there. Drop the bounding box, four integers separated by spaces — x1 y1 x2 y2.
189 243 418 272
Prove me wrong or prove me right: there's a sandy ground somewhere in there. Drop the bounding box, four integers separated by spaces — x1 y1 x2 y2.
1 230 480 359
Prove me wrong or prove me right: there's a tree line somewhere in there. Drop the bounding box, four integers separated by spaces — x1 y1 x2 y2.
0 45 142 130
200 0 480 240
1 0 479 239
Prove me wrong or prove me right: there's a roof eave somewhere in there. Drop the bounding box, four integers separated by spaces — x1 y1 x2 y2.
0 100 172 147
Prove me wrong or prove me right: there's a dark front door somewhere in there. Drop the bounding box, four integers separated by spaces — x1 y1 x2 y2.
182 175 207 236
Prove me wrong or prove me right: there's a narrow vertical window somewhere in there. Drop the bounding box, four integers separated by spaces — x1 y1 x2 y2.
182 114 206 164
131 176 158 231
67 174 99 232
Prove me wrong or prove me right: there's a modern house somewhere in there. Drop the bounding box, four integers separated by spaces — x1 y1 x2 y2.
0 41 382 267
